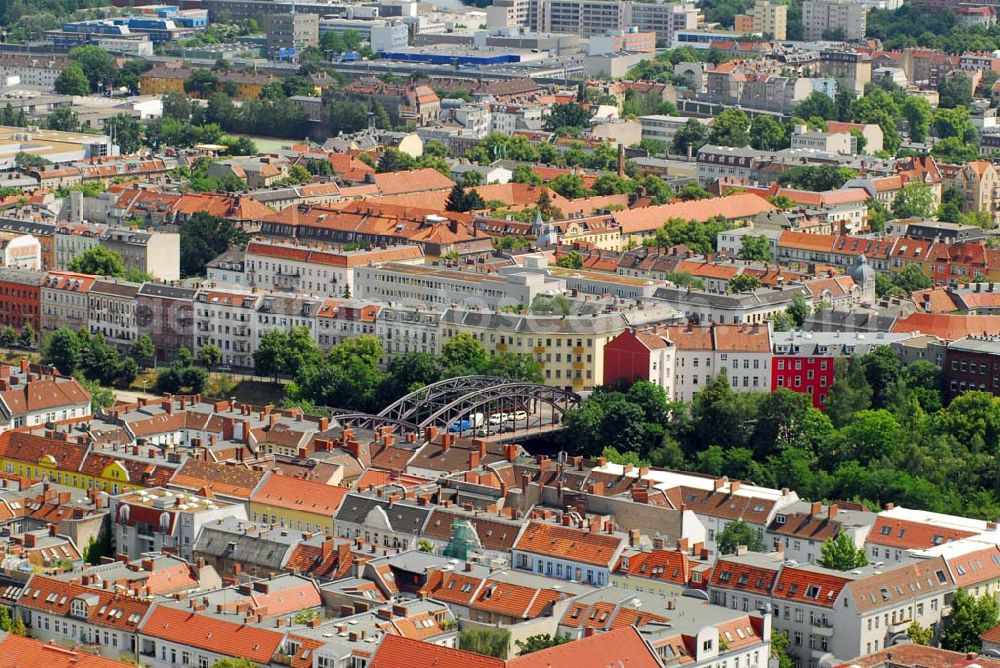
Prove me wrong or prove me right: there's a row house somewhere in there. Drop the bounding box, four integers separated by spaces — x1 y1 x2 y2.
766 501 877 564
87 279 140 353
315 300 380 351
375 306 443 359
137 284 196 366
109 486 247 563
241 240 423 296
252 294 322 355
16 575 152 660
511 518 627 587
865 505 998 565
0 268 43 338
588 462 798 553
40 271 97 333
193 289 260 371
708 552 958 666
666 323 772 402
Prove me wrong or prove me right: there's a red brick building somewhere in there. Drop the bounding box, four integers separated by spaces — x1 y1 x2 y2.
944 335 1000 401
0 268 43 339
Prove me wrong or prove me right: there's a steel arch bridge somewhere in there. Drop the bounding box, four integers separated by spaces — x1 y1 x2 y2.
325 376 580 438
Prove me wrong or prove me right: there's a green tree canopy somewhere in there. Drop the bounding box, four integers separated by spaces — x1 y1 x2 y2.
816 532 869 570
68 246 126 277
716 520 766 555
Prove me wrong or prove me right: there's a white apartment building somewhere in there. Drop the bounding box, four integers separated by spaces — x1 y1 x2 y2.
802 0 867 41
252 294 322 355
354 263 562 310
376 305 443 358
41 271 97 333
865 505 998 566
193 289 260 370
244 241 424 297
639 115 712 146
110 487 247 562
0 54 69 89
315 299 380 351
667 323 772 402
88 279 140 353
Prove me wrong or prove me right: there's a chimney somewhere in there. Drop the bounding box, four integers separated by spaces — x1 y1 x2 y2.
884 502 895 511
810 501 822 516
425 426 438 442
827 504 839 521
441 434 452 452
628 528 640 547
474 439 487 458
736 545 748 556
714 478 725 491
468 451 480 470
504 444 518 462
631 487 649 504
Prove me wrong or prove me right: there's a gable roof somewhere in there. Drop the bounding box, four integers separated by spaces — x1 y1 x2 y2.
772 566 851 608
140 606 285 663
250 474 348 516
512 521 624 567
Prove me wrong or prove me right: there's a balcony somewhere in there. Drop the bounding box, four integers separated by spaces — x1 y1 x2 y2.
811 621 834 637
573 346 585 354
888 618 913 634
572 361 585 370
533 346 545 354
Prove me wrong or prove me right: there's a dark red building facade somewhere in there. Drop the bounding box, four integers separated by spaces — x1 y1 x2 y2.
771 354 835 409
0 269 43 339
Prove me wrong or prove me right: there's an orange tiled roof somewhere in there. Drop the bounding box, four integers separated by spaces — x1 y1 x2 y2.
891 313 1000 341
513 521 623 567
867 516 977 549
140 606 284 663
772 566 850 608
0 635 136 668
251 473 348 516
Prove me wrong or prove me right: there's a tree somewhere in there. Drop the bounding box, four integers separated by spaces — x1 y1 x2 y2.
942 590 999 653
709 108 751 147
816 532 869 570
554 251 585 270
793 91 837 121
739 235 771 261
41 328 82 375
69 45 115 93
902 96 932 142
10 614 26 637
716 520 765 555
892 183 935 219
459 627 510 659
892 263 933 294
45 106 79 132
375 149 416 173
939 75 973 109
548 173 589 199
68 246 126 277
543 103 591 132
0 326 15 348
55 62 90 96
180 212 248 277
778 165 857 191
907 622 933 646
255 330 289 382
672 118 709 156
106 114 144 154
729 274 762 293
787 293 811 327
444 184 485 212
130 334 154 365
771 632 794 668
84 525 114 564
199 344 222 370
750 115 787 151
209 660 257 668
18 323 35 349
515 634 572 656
184 69 221 97
0 605 10 632
15 152 50 171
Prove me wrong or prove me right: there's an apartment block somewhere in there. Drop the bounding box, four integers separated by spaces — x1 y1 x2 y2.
803 0 867 41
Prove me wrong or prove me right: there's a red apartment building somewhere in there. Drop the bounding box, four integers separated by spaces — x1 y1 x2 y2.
0 268 43 337
771 331 914 409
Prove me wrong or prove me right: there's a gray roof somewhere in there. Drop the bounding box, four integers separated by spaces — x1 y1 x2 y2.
0 268 45 285
335 493 431 536
193 520 298 570
138 283 198 300
802 308 899 333
441 308 631 334
947 335 1000 355
654 285 806 309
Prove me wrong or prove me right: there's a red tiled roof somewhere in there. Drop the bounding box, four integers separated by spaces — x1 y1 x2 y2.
373 168 455 196
614 193 775 234
618 549 692 586
892 314 1000 341
140 606 284 663
513 521 624 567
771 566 850 608
251 474 348 516
835 643 1000 668
866 516 977 550
370 635 505 668
19 576 150 631
0 634 136 668
708 558 778 595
